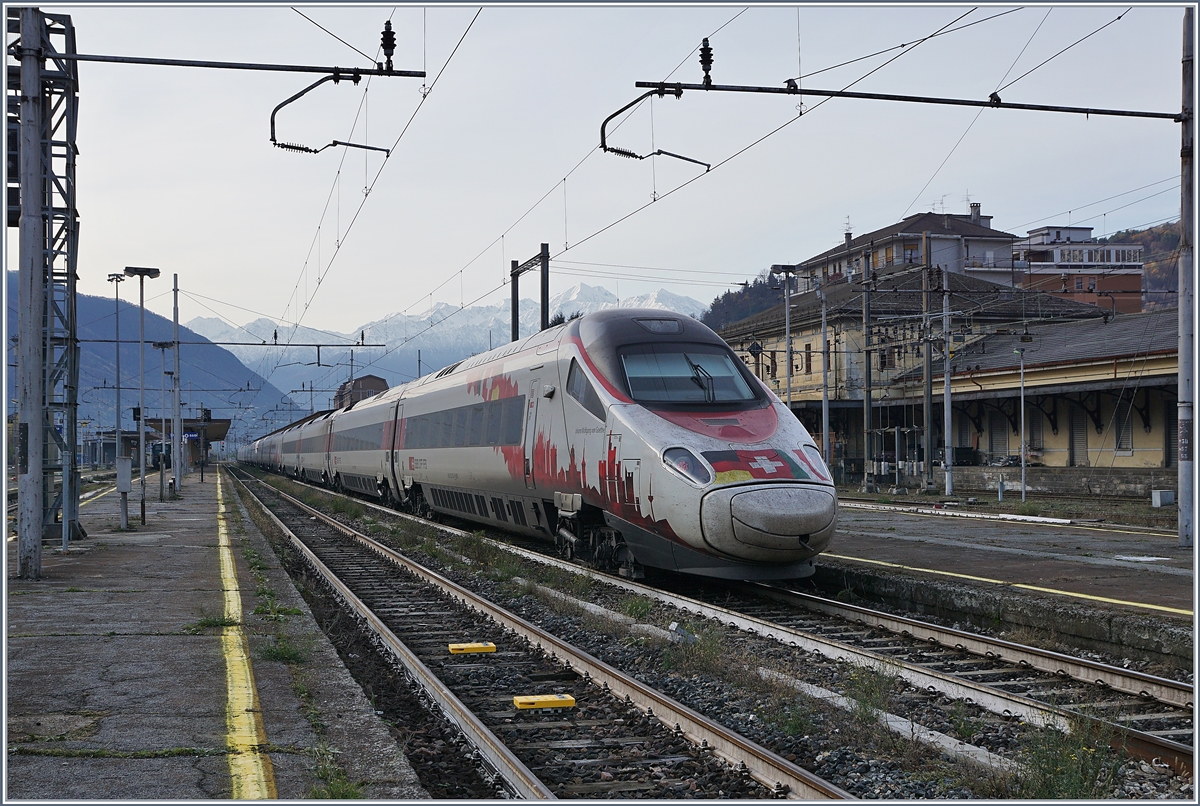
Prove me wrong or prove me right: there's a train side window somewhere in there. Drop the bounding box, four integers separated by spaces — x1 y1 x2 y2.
440 410 453 448
454 408 468 447
566 359 606 422
485 401 503 445
502 396 526 445
468 405 485 446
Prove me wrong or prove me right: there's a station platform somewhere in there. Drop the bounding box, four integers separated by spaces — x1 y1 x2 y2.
5 468 425 800
813 502 1194 666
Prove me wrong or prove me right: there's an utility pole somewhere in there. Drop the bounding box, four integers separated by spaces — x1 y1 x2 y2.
154 342 171 502
861 250 873 493
510 243 551 341
943 268 954 496
820 268 831 466
173 274 182 493
16 7 45 577
1179 7 1194 548
108 274 124 466
1016 348 1026 502
922 231 933 491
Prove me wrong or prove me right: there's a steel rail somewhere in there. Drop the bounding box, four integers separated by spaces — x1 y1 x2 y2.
474 545 1194 777
245 474 852 800
239 470 1193 775
228 471 555 800
735 581 1194 709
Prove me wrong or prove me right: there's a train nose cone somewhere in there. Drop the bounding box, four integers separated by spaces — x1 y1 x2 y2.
700 484 837 563
730 487 836 550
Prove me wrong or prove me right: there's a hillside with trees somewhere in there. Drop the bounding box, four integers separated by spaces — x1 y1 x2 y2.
701 269 779 331
1100 220 1180 309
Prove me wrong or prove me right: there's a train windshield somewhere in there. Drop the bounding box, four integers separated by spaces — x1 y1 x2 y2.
619 343 760 406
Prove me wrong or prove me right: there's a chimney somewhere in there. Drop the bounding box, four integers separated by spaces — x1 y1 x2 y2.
844 232 852 252
969 202 981 225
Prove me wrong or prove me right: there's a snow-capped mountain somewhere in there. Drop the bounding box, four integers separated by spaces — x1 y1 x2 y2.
185 284 707 408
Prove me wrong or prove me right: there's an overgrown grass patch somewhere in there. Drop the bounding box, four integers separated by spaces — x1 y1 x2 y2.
619 595 654 620
260 632 308 664
184 615 239 634
1010 716 1123 799
307 744 364 799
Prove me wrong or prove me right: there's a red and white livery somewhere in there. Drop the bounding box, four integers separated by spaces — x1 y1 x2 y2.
240 309 837 579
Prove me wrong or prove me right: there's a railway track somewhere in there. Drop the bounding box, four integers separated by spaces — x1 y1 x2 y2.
227 467 850 799
237 467 1194 789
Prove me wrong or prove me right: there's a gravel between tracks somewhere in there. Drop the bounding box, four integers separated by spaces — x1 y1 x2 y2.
245 475 1195 799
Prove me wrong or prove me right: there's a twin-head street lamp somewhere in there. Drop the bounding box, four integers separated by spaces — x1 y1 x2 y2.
125 266 160 524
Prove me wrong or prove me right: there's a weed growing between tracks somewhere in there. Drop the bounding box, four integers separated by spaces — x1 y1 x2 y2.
1011 715 1123 799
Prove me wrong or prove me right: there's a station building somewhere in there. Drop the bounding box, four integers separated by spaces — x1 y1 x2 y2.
716 206 1177 497
1014 225 1145 314
333 374 388 408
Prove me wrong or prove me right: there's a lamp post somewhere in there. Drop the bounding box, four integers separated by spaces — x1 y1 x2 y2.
769 264 799 413
1015 348 1026 502
154 341 172 502
125 266 160 525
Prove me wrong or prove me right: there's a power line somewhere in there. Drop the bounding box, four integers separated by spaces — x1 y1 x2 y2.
291 8 376 64
567 9 979 259
995 7 1132 95
899 7 1054 219
1004 177 1177 231
267 8 482 384
787 7 1021 83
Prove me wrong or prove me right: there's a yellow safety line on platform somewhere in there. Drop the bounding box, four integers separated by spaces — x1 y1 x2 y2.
217 473 276 799
78 486 115 506
845 504 1177 539
824 553 1194 616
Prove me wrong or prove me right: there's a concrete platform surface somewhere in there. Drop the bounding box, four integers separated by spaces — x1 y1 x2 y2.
815 504 1194 664
6 468 427 800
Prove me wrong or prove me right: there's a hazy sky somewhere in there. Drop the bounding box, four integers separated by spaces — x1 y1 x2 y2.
10 3 1187 336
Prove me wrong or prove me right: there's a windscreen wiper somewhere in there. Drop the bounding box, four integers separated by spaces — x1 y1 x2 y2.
685 355 716 403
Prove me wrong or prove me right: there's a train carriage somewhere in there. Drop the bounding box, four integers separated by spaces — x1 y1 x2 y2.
242 308 837 580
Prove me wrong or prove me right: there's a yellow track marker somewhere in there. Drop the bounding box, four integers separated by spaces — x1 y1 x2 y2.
449 641 496 654
825 553 1193 616
217 472 277 799
514 694 576 710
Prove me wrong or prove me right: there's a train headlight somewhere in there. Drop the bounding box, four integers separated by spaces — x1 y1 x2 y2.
662 447 711 485
801 444 832 482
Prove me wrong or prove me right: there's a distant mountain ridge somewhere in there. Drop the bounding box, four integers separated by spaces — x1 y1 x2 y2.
186 283 708 408
5 271 293 446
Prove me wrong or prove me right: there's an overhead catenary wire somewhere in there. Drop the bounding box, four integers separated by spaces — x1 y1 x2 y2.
266 8 481 385
291 8 377 64
995 7 1132 95
244 7 998 407
899 7 1054 220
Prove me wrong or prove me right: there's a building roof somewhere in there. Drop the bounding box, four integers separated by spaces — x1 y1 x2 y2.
802 212 1018 267
718 263 1105 343
893 307 1178 382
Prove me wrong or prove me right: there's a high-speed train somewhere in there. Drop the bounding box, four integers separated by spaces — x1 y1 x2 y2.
239 309 837 580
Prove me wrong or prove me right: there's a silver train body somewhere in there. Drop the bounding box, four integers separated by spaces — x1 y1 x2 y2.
239 309 837 580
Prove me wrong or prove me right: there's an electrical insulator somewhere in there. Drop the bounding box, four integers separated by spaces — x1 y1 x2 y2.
381 20 396 71
699 37 713 88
